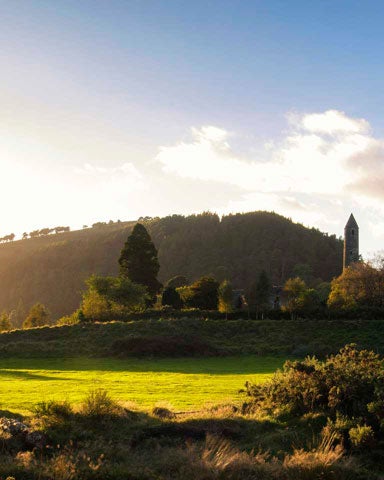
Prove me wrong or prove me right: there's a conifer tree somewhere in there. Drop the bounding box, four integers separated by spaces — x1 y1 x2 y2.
118 223 161 301
248 270 272 318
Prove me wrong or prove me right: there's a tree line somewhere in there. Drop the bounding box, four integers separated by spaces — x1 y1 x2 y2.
1 220 383 331
0 211 344 320
65 224 384 325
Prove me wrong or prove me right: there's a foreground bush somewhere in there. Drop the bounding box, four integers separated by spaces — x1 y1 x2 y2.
245 344 384 449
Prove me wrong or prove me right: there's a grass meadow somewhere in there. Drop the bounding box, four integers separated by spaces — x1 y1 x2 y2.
0 355 284 414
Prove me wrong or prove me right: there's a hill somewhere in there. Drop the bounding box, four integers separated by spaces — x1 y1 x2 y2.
0 211 343 320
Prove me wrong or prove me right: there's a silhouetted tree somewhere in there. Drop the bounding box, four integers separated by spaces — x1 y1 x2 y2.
255 270 272 313
118 223 161 303
161 286 183 309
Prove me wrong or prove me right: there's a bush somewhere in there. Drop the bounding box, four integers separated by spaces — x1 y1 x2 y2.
81 389 120 418
349 425 376 450
56 310 83 326
245 344 384 429
34 400 73 419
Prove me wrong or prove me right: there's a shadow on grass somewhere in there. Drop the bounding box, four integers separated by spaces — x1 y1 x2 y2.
0 356 285 376
0 369 71 381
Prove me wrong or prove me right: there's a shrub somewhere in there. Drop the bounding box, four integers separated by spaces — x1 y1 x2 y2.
161 287 183 309
81 389 120 418
349 425 376 450
56 310 82 326
34 400 73 419
152 406 176 419
245 344 384 426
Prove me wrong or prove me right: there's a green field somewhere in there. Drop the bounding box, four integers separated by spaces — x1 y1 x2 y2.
0 356 283 415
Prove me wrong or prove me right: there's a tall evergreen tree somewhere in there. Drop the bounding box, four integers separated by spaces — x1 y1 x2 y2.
118 223 161 301
248 270 272 318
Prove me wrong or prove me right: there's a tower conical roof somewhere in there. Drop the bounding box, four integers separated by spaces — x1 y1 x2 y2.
345 213 358 229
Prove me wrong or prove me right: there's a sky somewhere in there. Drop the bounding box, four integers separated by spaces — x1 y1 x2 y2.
1 0 384 257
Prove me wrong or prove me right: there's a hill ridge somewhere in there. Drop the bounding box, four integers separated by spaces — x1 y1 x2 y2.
0 211 342 321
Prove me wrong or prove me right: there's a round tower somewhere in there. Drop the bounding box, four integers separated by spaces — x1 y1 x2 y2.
343 213 359 270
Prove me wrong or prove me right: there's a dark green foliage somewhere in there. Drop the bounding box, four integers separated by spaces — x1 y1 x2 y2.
161 287 183 309
185 276 219 310
0 211 342 319
118 223 161 301
248 270 272 313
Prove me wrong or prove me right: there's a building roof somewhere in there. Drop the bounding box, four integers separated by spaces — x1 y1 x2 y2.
345 213 358 229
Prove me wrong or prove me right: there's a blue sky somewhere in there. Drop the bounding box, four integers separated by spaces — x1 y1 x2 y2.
1 1 384 256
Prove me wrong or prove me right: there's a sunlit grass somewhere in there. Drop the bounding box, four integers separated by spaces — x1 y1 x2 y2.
0 356 283 414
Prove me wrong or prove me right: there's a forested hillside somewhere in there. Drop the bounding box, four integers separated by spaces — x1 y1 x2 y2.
0 211 343 320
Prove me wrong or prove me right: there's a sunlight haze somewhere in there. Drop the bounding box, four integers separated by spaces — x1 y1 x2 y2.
1 0 384 257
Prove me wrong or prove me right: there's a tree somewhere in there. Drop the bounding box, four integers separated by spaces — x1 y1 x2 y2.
183 276 219 310
118 224 161 302
81 275 148 321
255 270 272 313
0 311 11 332
283 277 307 318
328 261 384 309
247 270 272 318
23 303 50 329
161 286 183 309
315 281 331 306
218 280 233 319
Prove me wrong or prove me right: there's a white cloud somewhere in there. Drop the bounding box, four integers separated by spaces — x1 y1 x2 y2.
298 110 370 135
155 111 384 252
155 112 374 197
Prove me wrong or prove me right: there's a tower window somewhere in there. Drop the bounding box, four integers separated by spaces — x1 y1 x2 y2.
351 229 355 235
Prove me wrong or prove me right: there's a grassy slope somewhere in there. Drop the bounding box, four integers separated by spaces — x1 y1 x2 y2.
0 317 383 358
0 356 283 414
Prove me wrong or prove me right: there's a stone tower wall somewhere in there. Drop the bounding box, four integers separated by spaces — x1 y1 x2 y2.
343 216 359 269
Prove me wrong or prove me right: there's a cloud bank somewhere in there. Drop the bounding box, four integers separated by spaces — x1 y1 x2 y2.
155 110 384 248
